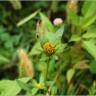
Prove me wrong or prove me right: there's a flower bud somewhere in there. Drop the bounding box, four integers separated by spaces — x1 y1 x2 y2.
53 18 63 26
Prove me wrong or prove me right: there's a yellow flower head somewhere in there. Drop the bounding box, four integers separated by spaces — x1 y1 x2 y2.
36 83 44 89
43 42 55 56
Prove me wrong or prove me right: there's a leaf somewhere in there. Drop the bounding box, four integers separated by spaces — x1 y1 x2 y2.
16 79 31 93
17 10 39 27
31 88 38 96
0 77 31 96
39 74 45 83
66 68 75 84
0 55 10 65
82 1 90 17
81 15 96 30
90 60 96 74
81 1 96 30
29 41 42 56
45 25 64 43
39 12 54 32
56 43 65 54
82 1 96 18
69 11 80 26
55 24 64 38
4 40 13 49
82 40 96 60
69 34 81 42
82 27 96 39
51 85 58 95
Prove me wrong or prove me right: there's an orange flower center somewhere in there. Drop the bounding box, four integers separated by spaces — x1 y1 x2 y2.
43 42 55 55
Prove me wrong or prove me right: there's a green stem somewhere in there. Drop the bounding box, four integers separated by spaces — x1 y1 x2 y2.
45 56 50 82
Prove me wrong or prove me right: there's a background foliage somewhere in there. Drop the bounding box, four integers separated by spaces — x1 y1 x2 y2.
0 0 96 95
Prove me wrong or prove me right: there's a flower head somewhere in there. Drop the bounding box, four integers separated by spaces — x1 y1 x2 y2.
43 42 55 56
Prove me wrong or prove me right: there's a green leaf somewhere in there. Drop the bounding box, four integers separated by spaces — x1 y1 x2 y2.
56 43 65 54
66 68 75 84
31 88 38 96
90 60 96 74
0 55 10 65
0 77 31 96
81 1 96 30
81 15 96 30
82 40 96 60
70 12 80 26
51 85 58 95
69 34 81 42
69 11 80 26
39 74 45 83
39 12 54 32
29 41 42 56
16 79 31 93
82 27 96 39
4 40 13 49
0 33 10 42
82 1 96 18
55 24 64 38
17 10 39 27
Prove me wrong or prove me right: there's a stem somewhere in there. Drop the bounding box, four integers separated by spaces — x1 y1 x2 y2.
45 56 50 82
